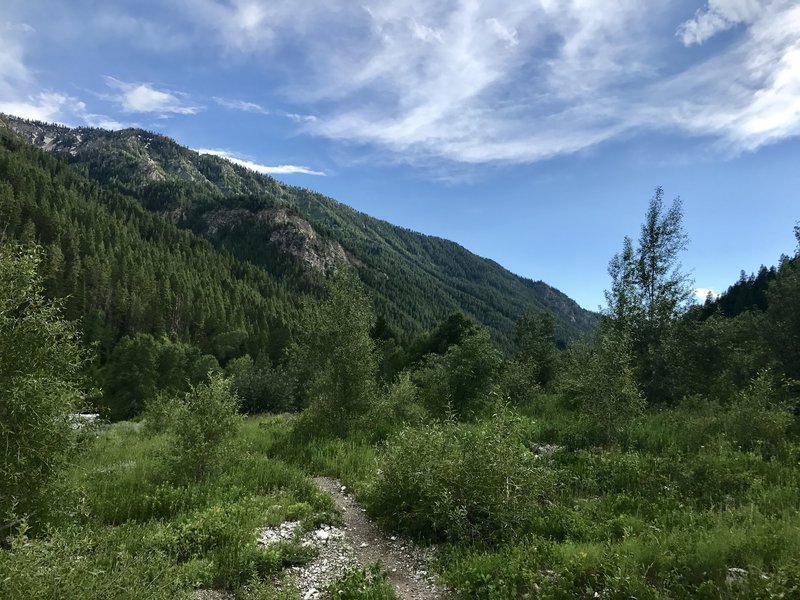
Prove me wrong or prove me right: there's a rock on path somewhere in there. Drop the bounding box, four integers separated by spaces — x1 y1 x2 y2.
313 477 447 600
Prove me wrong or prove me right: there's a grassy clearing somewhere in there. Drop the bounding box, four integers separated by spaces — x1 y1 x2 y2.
4 397 799 599
0 417 334 599
270 395 800 599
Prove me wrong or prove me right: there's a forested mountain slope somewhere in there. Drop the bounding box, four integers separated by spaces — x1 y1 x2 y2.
1 115 597 346
0 123 302 364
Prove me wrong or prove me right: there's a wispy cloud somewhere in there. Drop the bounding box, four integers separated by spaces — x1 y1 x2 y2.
213 96 268 114
0 92 70 123
195 148 325 176
677 0 768 46
179 0 800 167
104 76 201 115
285 112 318 123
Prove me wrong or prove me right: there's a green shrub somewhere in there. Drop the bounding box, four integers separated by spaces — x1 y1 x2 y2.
360 372 427 441
166 374 242 481
413 328 502 420
142 392 183 436
0 244 86 525
291 270 379 438
368 409 556 545
226 355 295 414
558 333 644 445
0 522 190 600
722 370 793 457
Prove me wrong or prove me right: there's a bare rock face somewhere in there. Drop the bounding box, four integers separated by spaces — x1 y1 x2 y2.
203 207 348 274
260 208 348 273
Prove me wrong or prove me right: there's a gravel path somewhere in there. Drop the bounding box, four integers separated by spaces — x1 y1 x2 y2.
312 477 448 600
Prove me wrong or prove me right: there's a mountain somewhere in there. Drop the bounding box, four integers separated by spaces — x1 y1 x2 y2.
0 122 302 364
1 114 597 347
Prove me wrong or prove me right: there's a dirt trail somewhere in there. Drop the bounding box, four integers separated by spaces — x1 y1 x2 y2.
313 477 447 600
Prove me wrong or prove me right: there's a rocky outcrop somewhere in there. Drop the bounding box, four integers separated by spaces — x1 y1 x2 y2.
203 207 348 273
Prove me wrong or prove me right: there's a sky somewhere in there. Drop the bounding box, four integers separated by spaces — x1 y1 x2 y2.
1 0 799 310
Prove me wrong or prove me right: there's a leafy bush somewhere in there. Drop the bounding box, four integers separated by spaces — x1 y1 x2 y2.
291 270 378 437
360 372 427 442
226 354 295 414
0 244 86 525
558 333 644 445
142 393 183 436
166 374 242 481
722 369 793 457
413 328 502 420
103 333 221 421
368 410 556 545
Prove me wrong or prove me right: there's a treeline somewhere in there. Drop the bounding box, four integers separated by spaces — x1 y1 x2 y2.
0 127 303 418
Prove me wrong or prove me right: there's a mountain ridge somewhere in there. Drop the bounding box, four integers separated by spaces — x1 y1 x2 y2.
0 114 597 346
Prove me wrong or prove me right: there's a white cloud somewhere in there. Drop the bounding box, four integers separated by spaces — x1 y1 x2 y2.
677 0 769 46
694 287 720 301
104 77 201 115
486 18 518 48
0 92 69 122
10 1 800 169
285 112 318 123
213 96 268 114
655 3 800 152
195 148 325 176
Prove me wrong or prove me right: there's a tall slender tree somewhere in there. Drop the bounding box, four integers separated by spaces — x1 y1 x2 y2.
605 187 693 403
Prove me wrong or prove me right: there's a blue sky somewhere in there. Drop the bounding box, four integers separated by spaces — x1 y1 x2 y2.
1 0 799 310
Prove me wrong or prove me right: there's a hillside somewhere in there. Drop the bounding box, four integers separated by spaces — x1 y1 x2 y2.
0 123 303 365
0 115 597 346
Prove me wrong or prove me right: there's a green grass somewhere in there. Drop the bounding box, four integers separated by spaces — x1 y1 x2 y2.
5 401 800 599
1 417 335 599
303 397 800 599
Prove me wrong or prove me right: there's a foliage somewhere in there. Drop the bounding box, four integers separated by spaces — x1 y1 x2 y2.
513 308 557 387
0 124 304 404
722 369 794 457
368 410 557 545
226 354 295 414
103 333 220 420
292 270 379 437
328 563 398 599
0 416 334 598
605 186 694 403
558 332 644 445
166 374 242 481
0 244 86 525
413 327 503 420
360 372 427 442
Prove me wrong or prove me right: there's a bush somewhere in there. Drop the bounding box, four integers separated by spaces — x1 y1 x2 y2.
291 270 378 437
558 333 644 445
368 409 557 545
413 328 502 420
226 355 295 414
142 393 183 436
360 372 427 442
166 374 241 481
722 369 794 457
0 244 86 525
